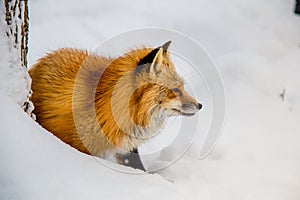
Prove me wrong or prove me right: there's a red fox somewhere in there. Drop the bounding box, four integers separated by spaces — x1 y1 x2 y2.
29 41 202 169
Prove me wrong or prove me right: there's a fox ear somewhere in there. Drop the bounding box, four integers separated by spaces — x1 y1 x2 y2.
138 47 164 75
149 40 172 74
138 41 171 75
149 47 164 75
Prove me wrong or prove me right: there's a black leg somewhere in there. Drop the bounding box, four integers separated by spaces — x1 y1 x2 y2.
116 148 146 171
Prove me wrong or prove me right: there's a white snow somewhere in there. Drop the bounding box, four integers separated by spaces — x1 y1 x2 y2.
0 93 185 200
1 0 300 199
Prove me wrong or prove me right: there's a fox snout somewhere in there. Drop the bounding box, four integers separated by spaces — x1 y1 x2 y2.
177 94 202 116
166 90 202 117
181 101 202 116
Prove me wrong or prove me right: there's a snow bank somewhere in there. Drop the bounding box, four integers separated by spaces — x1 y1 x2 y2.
0 93 184 200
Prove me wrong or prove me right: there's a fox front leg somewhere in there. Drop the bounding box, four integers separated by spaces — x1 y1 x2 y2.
116 148 146 171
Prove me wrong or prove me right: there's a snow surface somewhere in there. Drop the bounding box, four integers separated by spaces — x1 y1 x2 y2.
1 0 300 199
0 93 184 200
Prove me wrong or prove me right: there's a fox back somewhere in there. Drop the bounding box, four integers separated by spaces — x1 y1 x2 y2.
29 41 202 159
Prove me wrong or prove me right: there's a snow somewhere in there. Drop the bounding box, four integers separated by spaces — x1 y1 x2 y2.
1 0 300 199
0 93 184 200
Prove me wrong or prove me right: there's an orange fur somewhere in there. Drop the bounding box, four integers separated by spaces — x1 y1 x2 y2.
29 42 201 159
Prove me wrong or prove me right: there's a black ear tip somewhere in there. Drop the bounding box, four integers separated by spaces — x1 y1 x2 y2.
162 40 172 51
165 40 172 45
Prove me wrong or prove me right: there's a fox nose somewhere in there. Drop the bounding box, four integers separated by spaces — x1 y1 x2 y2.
197 103 202 110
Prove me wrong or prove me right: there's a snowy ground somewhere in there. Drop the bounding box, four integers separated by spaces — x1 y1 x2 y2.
1 0 300 199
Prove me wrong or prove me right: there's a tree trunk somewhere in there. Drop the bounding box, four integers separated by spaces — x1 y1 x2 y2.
2 0 33 115
296 0 300 14
4 0 29 68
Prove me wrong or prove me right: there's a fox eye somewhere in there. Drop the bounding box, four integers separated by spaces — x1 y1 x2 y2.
171 88 182 96
171 88 180 93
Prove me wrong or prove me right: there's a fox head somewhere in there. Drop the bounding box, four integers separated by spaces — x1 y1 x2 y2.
133 41 202 118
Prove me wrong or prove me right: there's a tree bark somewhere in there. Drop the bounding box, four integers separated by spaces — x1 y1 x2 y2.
4 0 29 68
296 0 300 14
3 0 33 115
